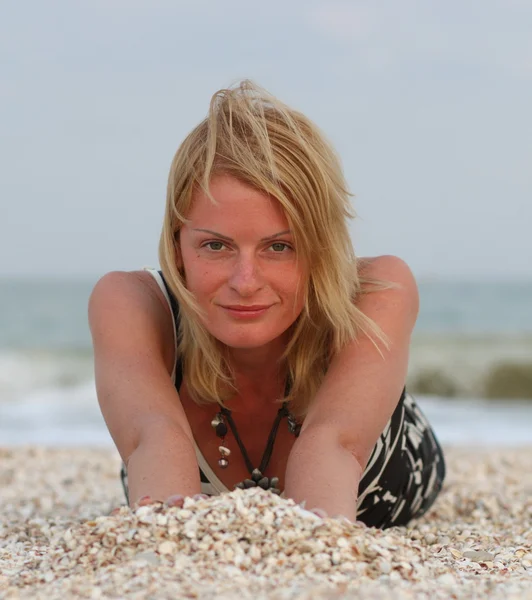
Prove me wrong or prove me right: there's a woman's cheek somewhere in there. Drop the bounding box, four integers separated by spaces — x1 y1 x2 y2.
184 257 222 292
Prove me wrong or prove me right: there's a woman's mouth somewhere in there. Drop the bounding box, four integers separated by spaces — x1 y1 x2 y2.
221 304 272 319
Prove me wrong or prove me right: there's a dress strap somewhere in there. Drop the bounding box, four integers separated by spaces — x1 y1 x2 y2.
141 267 179 385
156 270 184 391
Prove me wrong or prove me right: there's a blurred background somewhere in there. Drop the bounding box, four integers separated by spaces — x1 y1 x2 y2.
1 1 531 447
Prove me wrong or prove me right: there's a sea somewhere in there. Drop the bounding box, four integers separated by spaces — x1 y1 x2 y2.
1 277 531 448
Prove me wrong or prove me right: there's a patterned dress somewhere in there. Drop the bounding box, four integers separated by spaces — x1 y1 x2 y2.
354 388 446 528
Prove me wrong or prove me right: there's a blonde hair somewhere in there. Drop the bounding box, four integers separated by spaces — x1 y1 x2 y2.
159 80 395 419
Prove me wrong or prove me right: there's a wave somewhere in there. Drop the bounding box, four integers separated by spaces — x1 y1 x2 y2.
1 393 531 447
1 334 532 405
408 333 532 399
1 345 531 447
0 349 94 403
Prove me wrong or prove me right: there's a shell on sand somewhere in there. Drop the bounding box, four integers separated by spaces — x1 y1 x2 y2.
1 446 532 599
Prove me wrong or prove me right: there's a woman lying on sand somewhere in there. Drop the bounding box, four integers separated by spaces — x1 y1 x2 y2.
88 80 445 528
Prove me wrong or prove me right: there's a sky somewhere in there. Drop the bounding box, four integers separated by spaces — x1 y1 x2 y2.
1 1 531 281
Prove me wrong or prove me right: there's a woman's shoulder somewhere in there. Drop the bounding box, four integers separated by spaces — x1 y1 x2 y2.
88 269 176 373
355 255 419 317
89 269 174 332
91 269 168 307
357 254 415 281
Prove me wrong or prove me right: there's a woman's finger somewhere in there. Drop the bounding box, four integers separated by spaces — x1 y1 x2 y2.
331 514 353 524
165 494 185 508
192 494 209 501
309 507 328 519
136 495 154 507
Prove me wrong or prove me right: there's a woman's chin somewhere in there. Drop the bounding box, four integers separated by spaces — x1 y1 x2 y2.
208 325 284 351
216 334 278 350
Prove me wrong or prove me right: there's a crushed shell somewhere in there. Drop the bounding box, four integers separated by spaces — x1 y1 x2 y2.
1 446 532 599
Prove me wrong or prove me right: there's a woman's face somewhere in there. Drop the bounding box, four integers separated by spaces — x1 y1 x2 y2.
179 174 307 351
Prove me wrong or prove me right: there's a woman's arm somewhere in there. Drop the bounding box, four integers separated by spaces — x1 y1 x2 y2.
125 419 201 506
284 428 362 521
284 255 419 520
89 271 202 506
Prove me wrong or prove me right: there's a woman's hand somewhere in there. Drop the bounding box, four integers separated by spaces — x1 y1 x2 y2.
136 493 209 508
309 507 328 519
109 493 210 515
109 496 352 524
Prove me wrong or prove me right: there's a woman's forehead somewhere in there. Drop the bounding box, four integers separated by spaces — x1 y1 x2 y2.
187 175 290 231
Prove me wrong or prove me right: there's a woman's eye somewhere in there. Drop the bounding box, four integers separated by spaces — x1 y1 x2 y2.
270 242 290 252
205 241 226 251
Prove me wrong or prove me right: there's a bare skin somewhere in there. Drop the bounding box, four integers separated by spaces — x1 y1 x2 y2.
106 260 369 518
95 175 419 520
105 264 304 508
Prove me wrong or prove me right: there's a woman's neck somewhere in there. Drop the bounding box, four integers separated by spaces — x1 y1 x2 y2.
227 337 285 372
224 342 288 417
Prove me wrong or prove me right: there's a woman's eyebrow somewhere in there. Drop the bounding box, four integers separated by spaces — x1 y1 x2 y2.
192 228 292 242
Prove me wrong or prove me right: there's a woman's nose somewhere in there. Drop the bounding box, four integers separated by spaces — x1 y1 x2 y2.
228 255 263 296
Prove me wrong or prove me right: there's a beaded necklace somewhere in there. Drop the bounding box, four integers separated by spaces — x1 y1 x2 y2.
211 381 301 495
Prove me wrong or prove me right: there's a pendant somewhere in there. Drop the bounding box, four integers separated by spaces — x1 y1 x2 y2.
212 413 228 438
218 445 230 468
234 468 281 495
213 413 230 467
287 413 301 436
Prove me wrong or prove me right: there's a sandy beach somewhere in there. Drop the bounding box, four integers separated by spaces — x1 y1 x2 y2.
1 445 531 599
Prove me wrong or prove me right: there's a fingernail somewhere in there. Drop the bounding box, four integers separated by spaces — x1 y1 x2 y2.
165 494 185 507
335 515 353 524
310 508 328 519
193 494 209 501
137 495 152 506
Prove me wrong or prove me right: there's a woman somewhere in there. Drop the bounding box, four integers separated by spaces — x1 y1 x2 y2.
89 80 446 529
